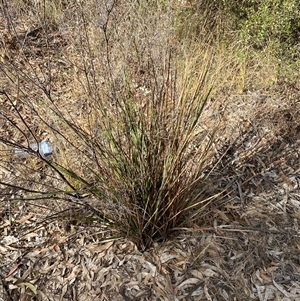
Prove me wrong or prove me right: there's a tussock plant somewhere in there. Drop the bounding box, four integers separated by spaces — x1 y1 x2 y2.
0 0 223 250
66 61 220 250
0 66 220 250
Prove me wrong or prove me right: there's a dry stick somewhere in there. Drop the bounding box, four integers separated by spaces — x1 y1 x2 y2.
1 90 38 146
2 91 80 193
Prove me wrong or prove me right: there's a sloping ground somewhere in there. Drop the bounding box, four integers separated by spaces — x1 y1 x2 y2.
1 2 300 300
1 89 300 301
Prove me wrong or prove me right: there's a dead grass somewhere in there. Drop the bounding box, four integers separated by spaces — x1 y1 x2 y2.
1 0 300 300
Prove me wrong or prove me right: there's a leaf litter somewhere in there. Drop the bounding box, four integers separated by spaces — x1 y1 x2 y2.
1 79 300 301
1 3 300 300
1 132 300 300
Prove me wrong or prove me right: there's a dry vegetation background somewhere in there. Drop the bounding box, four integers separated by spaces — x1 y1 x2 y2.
0 0 300 300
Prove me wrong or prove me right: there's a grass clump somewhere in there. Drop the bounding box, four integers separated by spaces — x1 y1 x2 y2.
0 0 225 251
57 59 220 250
0 52 221 251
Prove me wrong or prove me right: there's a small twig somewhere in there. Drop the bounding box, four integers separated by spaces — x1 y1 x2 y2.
237 180 244 205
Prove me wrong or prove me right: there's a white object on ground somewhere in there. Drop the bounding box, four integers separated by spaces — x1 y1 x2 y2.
15 141 54 158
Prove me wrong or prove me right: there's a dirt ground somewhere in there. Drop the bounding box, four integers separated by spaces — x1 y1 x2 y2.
1 1 300 300
1 88 300 300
